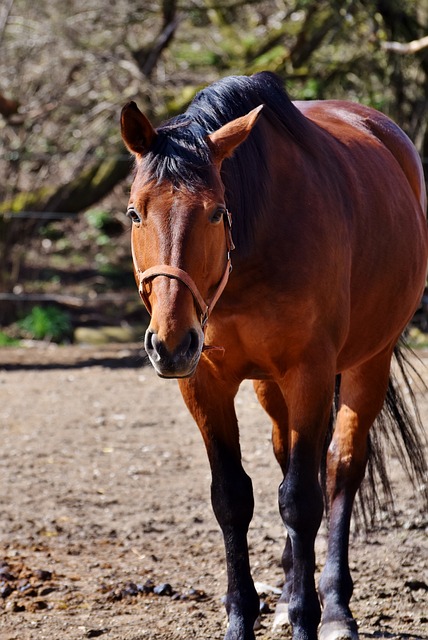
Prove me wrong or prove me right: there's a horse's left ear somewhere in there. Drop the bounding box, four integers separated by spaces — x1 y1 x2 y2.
207 104 263 164
121 101 157 156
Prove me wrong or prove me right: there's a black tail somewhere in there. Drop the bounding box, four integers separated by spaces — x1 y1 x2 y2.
322 342 428 530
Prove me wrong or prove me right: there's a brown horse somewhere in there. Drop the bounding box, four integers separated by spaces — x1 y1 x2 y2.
120 72 427 640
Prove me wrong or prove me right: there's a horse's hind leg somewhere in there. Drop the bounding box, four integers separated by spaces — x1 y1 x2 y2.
253 380 293 631
319 350 393 640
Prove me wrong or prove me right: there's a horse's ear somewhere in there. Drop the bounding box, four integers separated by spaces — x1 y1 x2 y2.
207 104 263 164
121 101 157 156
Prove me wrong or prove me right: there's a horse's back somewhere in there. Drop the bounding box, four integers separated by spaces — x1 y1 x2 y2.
295 99 427 214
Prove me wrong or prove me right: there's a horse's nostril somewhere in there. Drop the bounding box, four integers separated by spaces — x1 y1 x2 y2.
175 329 201 358
188 329 200 356
145 329 154 354
145 330 164 361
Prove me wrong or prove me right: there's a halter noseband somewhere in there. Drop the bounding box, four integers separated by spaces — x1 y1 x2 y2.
136 210 235 329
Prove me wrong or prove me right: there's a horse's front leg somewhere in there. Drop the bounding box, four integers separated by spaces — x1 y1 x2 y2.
179 370 259 640
279 362 336 640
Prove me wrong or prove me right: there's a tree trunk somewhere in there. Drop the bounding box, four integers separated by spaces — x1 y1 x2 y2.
0 153 133 296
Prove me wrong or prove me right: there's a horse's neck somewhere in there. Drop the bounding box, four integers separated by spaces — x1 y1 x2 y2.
226 118 311 262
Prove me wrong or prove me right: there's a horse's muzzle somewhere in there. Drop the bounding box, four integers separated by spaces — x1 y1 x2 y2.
144 327 203 378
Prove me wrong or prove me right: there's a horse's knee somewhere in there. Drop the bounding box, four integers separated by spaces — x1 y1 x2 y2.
279 472 324 535
211 463 254 530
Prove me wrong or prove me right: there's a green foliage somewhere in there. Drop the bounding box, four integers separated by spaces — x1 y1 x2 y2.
0 331 20 346
40 223 65 242
84 208 123 246
85 209 112 231
407 327 428 349
18 306 72 342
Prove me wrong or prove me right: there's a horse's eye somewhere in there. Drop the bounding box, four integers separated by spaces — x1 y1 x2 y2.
127 206 141 224
210 207 225 224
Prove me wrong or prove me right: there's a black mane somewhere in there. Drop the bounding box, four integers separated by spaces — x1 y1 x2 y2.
142 72 308 251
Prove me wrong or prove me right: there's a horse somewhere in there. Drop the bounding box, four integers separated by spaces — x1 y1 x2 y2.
120 71 428 640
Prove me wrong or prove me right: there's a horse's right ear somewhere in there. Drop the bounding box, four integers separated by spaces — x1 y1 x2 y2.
207 104 263 164
121 102 157 156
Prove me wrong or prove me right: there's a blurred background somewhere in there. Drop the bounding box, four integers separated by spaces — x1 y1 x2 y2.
1 0 427 345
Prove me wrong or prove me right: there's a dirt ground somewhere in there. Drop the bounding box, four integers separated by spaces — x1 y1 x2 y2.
0 343 427 640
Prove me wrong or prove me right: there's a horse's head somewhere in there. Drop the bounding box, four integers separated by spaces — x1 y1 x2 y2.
121 101 262 378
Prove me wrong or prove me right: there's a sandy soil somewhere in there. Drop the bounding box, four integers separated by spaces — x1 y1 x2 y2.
0 343 427 640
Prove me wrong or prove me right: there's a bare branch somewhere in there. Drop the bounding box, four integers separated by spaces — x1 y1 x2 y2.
0 0 14 46
382 35 428 54
132 0 179 78
139 16 179 77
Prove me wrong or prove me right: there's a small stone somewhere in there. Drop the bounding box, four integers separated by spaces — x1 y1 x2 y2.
34 569 52 581
106 589 122 602
180 588 208 601
122 582 139 596
39 586 57 596
138 579 155 594
153 582 173 596
0 568 15 581
27 600 48 612
0 583 13 598
259 599 271 614
6 600 25 612
405 579 428 591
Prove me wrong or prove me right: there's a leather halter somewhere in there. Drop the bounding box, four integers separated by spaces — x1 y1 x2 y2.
136 210 235 329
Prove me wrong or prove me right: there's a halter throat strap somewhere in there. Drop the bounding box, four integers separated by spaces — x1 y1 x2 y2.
136 210 234 328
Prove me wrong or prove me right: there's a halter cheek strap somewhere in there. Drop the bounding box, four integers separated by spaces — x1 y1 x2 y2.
136 210 235 329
